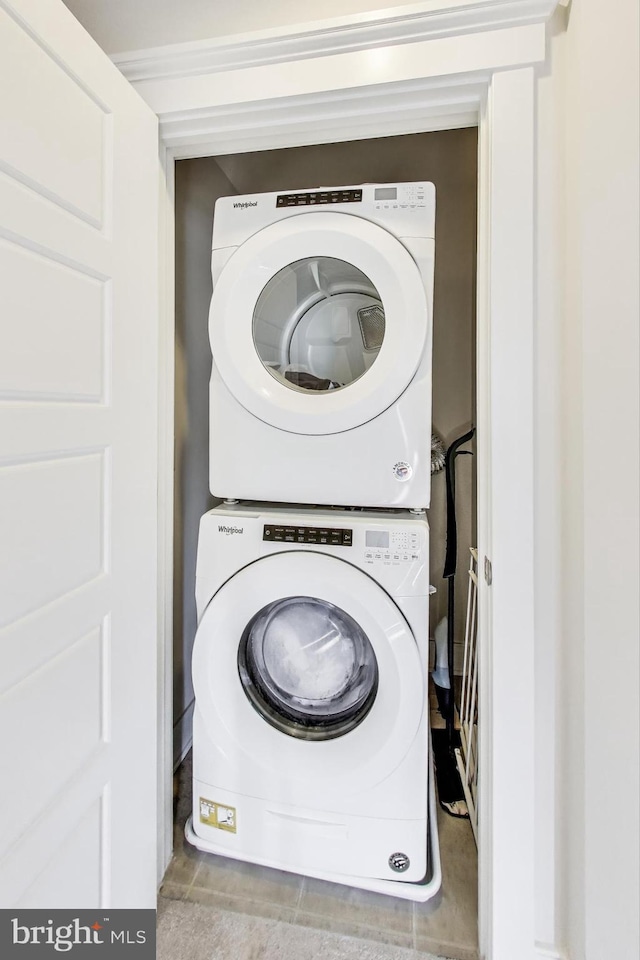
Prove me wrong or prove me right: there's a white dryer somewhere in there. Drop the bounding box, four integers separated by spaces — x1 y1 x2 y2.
208 183 435 509
186 502 441 901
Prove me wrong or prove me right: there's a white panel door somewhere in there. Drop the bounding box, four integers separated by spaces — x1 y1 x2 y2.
0 0 158 907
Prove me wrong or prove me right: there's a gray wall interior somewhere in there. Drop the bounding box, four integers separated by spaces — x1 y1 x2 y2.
174 129 478 762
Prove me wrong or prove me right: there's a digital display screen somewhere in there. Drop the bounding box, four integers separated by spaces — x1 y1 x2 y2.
374 187 397 201
366 531 389 548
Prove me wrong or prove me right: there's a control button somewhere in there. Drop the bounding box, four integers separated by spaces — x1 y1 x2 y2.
262 523 354 547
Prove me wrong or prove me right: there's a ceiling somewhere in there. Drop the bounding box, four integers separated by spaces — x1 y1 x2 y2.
62 0 423 54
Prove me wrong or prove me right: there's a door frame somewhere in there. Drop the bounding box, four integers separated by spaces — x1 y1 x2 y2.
148 17 544 960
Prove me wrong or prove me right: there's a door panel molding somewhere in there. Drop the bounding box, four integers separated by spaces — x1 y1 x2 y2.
0 0 159 910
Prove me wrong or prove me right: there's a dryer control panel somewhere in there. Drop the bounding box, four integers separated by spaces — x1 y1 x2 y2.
276 189 363 207
212 181 435 248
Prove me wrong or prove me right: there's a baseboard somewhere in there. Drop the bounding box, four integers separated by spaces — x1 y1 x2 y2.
535 943 567 960
173 699 195 771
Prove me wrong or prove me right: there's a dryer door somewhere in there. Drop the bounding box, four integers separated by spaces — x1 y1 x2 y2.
192 551 425 792
210 212 430 435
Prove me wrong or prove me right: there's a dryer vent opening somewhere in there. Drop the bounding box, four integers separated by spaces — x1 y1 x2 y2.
358 304 385 351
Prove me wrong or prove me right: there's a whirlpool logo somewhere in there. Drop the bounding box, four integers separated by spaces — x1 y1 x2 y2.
1 909 155 957
232 201 257 208
218 524 244 536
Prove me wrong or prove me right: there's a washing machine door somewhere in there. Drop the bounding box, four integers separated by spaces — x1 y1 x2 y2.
192 551 425 792
210 212 430 435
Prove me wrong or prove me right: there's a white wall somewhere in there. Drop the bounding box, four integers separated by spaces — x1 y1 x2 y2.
534 7 566 949
62 0 425 53
535 5 640 956
559 1 640 958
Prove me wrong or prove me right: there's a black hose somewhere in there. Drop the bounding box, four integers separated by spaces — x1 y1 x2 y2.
443 426 475 748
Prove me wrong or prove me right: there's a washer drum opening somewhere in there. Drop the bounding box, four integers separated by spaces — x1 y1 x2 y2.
238 596 379 741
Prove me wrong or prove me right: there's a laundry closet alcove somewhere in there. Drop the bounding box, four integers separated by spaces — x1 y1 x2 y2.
118 5 552 958
174 144 476 951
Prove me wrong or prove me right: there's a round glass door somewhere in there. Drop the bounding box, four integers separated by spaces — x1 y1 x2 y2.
210 212 429 434
252 257 385 393
238 595 378 740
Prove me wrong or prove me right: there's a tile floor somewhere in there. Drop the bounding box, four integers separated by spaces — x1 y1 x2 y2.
160 754 478 960
157 897 453 960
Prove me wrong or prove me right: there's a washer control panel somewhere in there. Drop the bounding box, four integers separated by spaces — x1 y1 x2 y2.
263 524 352 546
259 516 426 581
373 183 428 211
364 528 421 565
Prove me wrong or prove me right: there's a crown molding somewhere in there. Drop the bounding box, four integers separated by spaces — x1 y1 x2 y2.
113 0 558 83
160 73 486 155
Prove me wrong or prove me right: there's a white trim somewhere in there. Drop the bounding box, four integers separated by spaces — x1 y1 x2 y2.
535 944 568 960
126 23 545 128
173 699 195 771
156 144 175 887
153 14 549 958
475 83 494 958
483 65 536 959
162 74 485 158
114 0 556 83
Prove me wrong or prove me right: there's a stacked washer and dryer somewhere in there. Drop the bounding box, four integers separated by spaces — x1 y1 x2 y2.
186 183 441 900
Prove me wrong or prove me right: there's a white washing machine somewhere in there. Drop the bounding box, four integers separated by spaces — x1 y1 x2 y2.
208 182 435 509
185 502 441 901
